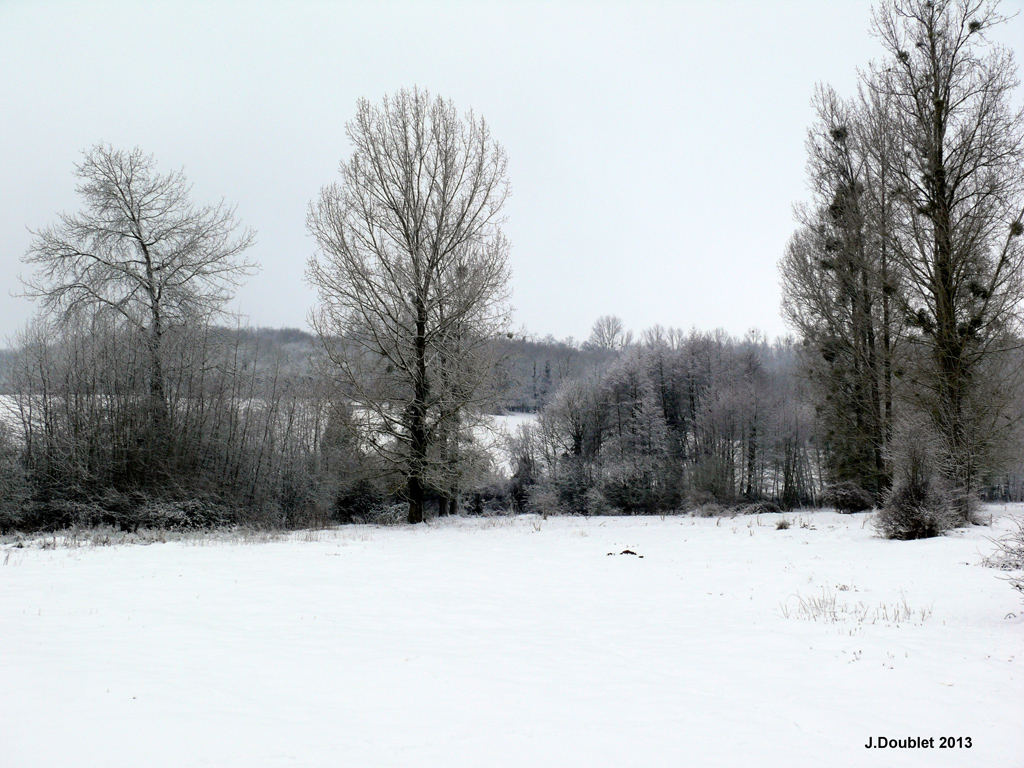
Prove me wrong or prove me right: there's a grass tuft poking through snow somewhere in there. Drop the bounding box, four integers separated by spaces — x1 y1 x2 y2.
779 587 933 627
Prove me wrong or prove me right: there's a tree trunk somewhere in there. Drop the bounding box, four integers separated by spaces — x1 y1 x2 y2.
408 299 429 525
927 57 973 523
407 474 425 525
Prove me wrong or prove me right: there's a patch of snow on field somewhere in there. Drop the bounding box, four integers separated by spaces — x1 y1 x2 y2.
1 508 1022 767
476 411 537 475
0 394 20 432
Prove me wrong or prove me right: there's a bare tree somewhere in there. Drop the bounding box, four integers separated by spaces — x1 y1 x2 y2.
307 88 512 524
21 145 256 434
781 86 900 499
867 0 1024 517
587 315 632 351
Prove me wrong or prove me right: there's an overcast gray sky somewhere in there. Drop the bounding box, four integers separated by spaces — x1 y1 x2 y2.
2 0 1022 344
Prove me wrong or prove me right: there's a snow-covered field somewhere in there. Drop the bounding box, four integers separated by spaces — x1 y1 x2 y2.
480 411 537 474
2 508 1022 768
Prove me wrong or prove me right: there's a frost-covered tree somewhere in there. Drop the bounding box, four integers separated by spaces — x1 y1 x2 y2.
780 87 901 499
587 315 632 351
866 0 1024 518
784 0 1024 521
22 144 256 434
522 330 816 514
308 88 512 524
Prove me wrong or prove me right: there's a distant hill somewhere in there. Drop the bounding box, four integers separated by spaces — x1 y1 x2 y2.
0 324 614 411
498 336 616 412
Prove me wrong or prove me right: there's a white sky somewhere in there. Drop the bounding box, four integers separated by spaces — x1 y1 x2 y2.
2 0 1022 344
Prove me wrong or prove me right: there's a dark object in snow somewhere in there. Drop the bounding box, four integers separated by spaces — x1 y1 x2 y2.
607 549 643 558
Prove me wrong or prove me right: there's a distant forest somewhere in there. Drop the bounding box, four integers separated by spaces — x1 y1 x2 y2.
3 317 1021 535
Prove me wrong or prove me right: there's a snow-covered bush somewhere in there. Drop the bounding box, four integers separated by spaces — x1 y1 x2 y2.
524 479 609 516
8 492 237 533
692 502 728 518
584 487 612 515
332 479 386 524
467 481 512 516
138 498 235 530
358 503 406 526
738 500 781 515
525 484 561 517
874 476 956 540
822 481 874 514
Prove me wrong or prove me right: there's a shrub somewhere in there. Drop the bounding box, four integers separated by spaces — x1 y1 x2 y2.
822 481 875 514
135 498 235 530
508 473 532 513
584 487 612 515
0 428 29 534
7 490 237 533
526 484 561 517
333 479 386 524
686 489 718 509
739 500 781 515
776 518 791 530
555 462 593 515
692 502 728 518
521 481 611 516
356 502 405 526
603 472 667 514
874 476 956 540
984 518 1024 601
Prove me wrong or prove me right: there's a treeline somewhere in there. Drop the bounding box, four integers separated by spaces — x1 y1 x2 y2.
506 329 817 515
779 0 1024 537
0 319 819 532
5 310 1024 534
0 317 359 532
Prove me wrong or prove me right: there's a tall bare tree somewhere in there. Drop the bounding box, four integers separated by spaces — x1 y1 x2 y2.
307 88 512 524
781 86 899 498
867 0 1024 516
21 145 256 434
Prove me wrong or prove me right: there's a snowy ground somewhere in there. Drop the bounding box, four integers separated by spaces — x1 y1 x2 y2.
1 508 1022 768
